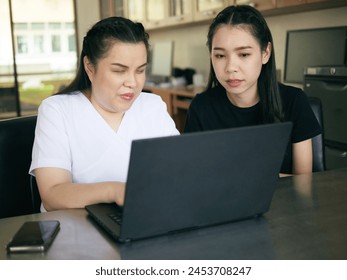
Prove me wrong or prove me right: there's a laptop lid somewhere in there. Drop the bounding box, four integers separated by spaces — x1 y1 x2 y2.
86 122 292 242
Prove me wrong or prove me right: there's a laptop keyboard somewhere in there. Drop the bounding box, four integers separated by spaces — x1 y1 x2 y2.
108 212 123 225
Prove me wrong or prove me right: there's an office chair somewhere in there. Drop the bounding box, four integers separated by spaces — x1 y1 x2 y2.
30 175 41 213
308 96 326 172
0 115 41 218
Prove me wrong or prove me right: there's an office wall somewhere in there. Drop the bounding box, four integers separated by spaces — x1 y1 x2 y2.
149 24 211 82
149 6 347 86
73 3 347 86
267 7 347 85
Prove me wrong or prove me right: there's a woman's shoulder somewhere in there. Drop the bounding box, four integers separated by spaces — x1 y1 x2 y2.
191 86 223 104
130 92 168 114
41 91 84 106
279 83 303 94
38 91 88 118
197 85 222 96
279 83 305 97
138 91 162 101
279 83 308 103
136 91 164 106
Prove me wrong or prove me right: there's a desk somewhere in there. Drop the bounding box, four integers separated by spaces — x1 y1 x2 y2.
1 168 347 260
144 86 202 132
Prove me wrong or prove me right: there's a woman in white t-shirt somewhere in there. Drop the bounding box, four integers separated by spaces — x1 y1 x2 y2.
29 17 179 211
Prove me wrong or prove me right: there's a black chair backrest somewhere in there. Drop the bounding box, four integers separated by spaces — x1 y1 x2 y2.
0 115 40 218
30 175 41 213
308 97 326 172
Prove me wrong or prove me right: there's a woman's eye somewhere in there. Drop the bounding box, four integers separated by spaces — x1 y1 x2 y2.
136 69 146 74
240 53 250 58
214 54 225 59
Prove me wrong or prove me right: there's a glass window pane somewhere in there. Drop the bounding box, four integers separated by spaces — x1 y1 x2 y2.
51 35 61 52
32 22 44 30
16 35 28 54
49 22 61 29
65 22 74 28
33 35 44 53
7 0 77 116
0 0 17 118
14 22 28 30
68 34 76 52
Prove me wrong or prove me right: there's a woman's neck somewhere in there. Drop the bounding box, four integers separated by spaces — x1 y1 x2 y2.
83 90 125 132
226 88 259 108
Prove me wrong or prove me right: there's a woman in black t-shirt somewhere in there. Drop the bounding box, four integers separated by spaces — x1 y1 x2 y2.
184 5 321 175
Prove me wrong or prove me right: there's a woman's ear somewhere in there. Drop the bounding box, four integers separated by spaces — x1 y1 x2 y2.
83 56 95 82
262 42 272 65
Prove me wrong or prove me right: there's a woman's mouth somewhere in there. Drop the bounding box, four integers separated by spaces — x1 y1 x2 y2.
120 93 134 101
226 79 242 87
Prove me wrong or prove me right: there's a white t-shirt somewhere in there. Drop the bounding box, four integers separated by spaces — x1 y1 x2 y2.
29 91 179 184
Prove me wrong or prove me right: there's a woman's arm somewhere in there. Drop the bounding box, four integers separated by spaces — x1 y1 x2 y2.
34 167 126 211
292 138 313 175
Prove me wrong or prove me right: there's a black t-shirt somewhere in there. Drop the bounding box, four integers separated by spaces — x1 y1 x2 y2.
184 83 322 174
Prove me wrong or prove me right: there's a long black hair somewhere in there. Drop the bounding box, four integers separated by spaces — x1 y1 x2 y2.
206 5 283 123
57 17 150 95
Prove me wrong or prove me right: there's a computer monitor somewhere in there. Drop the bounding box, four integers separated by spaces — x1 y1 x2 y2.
150 41 174 84
284 26 347 84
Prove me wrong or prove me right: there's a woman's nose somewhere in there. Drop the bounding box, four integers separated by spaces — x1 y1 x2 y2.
124 73 136 88
226 57 238 73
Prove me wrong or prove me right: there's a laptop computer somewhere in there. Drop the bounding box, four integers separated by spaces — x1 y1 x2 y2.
86 122 292 243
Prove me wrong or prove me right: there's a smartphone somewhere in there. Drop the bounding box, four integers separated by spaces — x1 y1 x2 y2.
6 220 60 253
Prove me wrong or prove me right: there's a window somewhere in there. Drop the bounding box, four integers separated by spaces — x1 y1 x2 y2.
68 34 76 52
49 22 61 29
33 35 44 53
32 22 44 30
0 0 77 118
16 35 28 54
51 35 61 52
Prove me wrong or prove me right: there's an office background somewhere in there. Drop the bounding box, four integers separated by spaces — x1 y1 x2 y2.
1 0 347 118
1 1 347 261
77 1 347 87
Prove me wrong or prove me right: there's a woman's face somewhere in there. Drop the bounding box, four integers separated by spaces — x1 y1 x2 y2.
211 25 271 105
84 41 147 114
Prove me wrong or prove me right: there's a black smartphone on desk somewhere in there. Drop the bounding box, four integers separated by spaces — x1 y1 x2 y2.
6 220 60 253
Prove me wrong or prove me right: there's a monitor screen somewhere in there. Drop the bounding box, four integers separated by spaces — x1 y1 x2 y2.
150 41 174 78
284 26 347 84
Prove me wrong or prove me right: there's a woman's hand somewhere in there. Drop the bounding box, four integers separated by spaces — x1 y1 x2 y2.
113 182 126 206
35 167 127 211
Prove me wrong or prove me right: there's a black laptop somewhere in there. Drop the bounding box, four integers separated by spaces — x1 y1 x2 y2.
86 122 292 243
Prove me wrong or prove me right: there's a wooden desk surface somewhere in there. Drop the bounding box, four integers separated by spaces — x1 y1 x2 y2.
1 168 347 260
